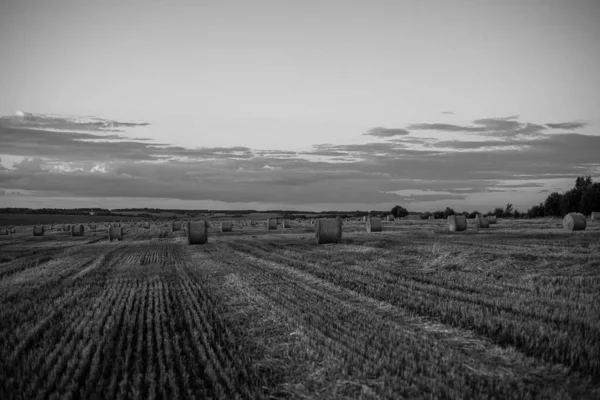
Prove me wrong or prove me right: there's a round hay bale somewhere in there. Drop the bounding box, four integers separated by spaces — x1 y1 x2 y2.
428 216 434 220
563 213 586 231
387 215 394 221
89 224 97 230
71 224 85 236
108 226 124 241
315 217 343 244
33 225 45 236
366 217 382 233
56 226 63 231
62 225 70 232
474 214 489 229
143 221 150 229
172 221 182 231
488 215 497 224
448 215 467 232
0 227 7 235
267 218 277 230
220 221 232 232
187 221 208 244
282 220 291 228
591 212 600 220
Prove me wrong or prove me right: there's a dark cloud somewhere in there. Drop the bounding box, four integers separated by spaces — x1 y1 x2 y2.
441 111 455 115
407 123 486 132
471 117 546 137
2 111 149 132
545 122 587 130
363 127 410 137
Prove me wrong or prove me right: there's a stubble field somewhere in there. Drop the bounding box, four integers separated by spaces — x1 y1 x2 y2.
1 218 599 399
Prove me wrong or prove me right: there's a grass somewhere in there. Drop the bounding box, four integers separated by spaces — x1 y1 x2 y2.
0 218 599 399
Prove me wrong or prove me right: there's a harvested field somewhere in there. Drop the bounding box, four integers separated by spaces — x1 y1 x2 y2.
1 218 600 399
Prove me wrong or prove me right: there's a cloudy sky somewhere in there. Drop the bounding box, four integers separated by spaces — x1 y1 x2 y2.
1 0 599 212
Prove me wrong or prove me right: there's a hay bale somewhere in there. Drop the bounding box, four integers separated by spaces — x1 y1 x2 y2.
387 215 394 222
563 213 586 231
172 221 181 231
33 225 45 236
474 214 489 229
220 221 232 232
111 222 121 227
71 224 85 237
448 215 467 232
267 218 277 230
187 220 208 244
108 226 124 241
89 224 97 230
282 220 291 228
488 216 497 224
62 225 71 231
143 221 150 229
0 227 7 235
366 217 382 233
315 218 343 244
428 216 434 220
56 226 63 231
591 212 600 220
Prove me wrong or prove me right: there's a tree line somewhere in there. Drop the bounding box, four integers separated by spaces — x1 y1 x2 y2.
390 176 600 219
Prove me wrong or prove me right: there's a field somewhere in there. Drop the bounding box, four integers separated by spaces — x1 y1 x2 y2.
1 217 599 399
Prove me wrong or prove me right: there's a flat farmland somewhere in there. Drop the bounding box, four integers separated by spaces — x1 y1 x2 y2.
1 219 600 399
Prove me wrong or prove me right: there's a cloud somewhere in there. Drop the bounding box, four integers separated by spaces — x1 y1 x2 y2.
407 123 486 132
12 157 46 172
3 111 149 132
441 111 454 115
363 127 410 137
471 117 547 137
1 111 598 211
545 121 587 130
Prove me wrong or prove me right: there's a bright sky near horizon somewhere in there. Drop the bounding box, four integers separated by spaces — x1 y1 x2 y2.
0 0 599 212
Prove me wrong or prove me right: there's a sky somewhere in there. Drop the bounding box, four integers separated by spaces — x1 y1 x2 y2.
1 0 599 212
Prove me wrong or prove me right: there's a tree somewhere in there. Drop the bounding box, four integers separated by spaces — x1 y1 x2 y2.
444 207 456 218
526 203 545 218
467 210 479 219
391 205 408 218
544 192 563 217
580 182 600 215
503 203 513 218
561 188 582 215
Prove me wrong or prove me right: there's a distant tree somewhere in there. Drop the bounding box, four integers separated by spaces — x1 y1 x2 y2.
580 182 600 215
544 192 563 217
443 207 456 218
526 203 545 218
561 188 583 216
503 203 514 218
433 210 445 219
467 210 479 219
391 205 408 218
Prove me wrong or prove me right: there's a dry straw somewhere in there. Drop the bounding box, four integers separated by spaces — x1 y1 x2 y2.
187 220 208 244
474 214 490 229
366 217 382 233
448 215 467 232
267 218 277 230
221 221 232 232
488 215 497 224
563 213 586 231
315 217 343 244
33 225 45 236
108 226 124 241
71 224 85 237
